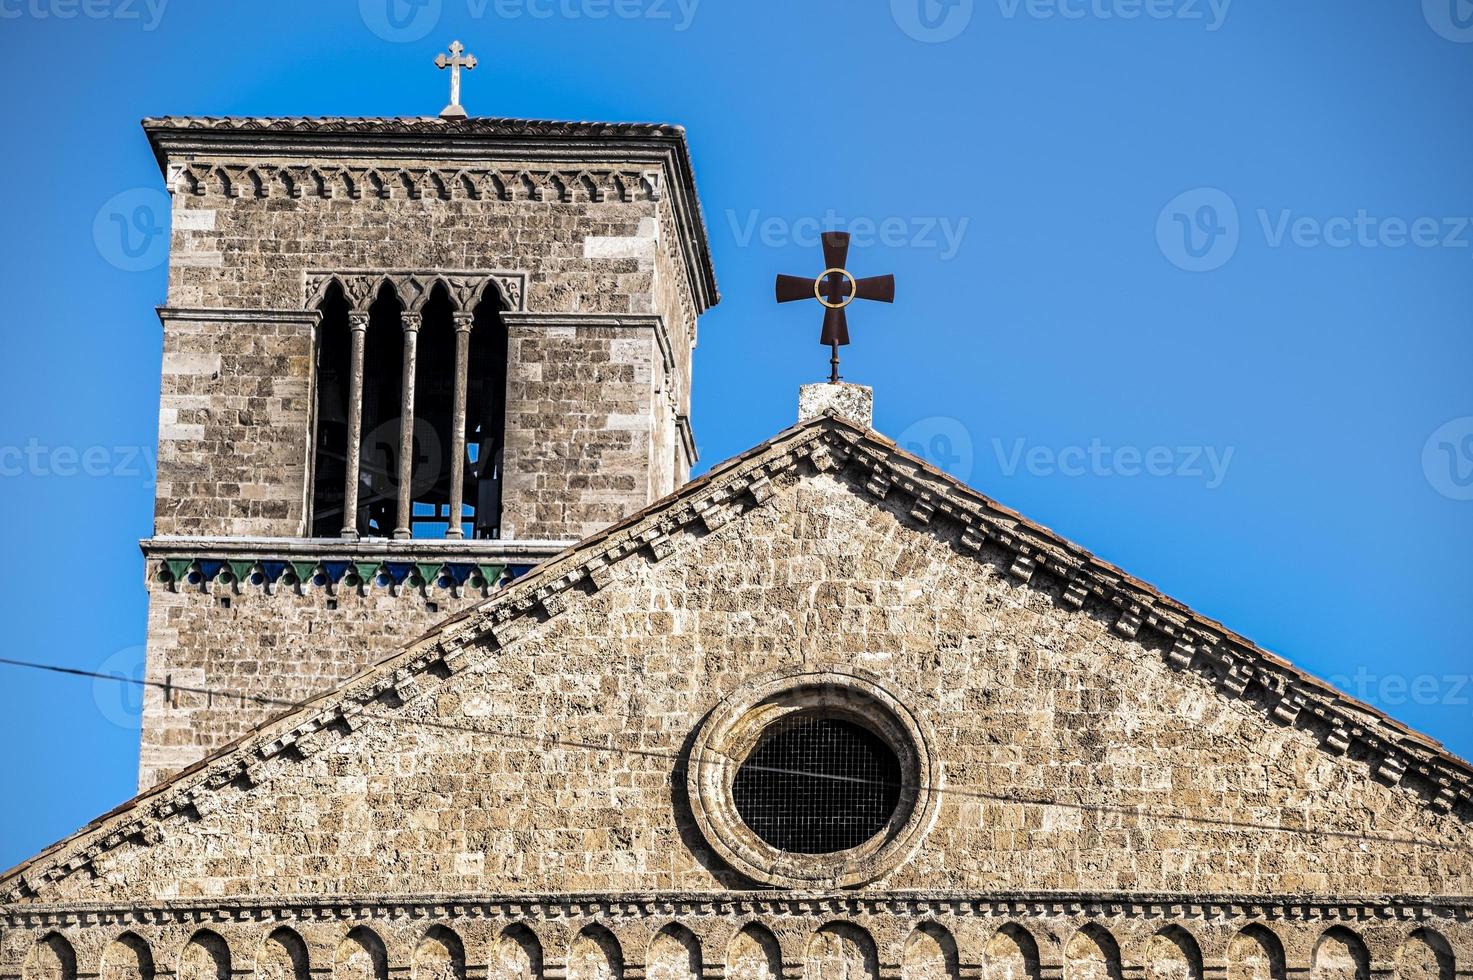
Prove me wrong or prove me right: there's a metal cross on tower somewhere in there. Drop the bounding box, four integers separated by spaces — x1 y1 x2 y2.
435 41 478 119
776 232 896 384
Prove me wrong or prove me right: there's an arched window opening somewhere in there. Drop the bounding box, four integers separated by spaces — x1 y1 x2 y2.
407 285 456 538
308 280 508 540
357 287 407 538
465 296 509 539
311 282 352 537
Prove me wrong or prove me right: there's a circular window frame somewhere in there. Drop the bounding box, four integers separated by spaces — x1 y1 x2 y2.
686 665 940 888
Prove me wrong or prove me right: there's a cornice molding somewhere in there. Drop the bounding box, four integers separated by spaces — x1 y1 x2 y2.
141 115 719 314
156 307 322 325
5 890 1471 930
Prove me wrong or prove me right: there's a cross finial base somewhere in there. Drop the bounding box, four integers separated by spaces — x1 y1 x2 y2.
439 104 468 120
799 381 874 429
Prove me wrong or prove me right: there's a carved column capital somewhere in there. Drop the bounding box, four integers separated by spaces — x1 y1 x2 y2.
347 311 369 332
451 310 475 333
400 311 423 333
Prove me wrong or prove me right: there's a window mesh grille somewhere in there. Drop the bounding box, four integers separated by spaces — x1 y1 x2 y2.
731 717 902 855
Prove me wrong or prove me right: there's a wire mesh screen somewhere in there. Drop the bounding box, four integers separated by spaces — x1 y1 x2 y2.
731 717 902 854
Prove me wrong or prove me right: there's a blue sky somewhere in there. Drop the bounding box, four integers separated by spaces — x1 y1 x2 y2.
0 0 1470 871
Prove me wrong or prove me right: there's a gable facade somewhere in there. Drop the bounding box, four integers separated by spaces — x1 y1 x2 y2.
3 419 1469 980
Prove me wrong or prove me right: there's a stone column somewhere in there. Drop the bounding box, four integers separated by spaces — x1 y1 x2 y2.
340 311 369 539
393 311 422 540
445 310 474 539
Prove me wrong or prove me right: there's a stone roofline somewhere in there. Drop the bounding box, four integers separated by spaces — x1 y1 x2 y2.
4 414 1471 904
140 115 721 314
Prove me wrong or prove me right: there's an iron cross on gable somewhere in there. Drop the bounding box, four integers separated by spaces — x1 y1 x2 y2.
776 232 896 384
435 40 477 119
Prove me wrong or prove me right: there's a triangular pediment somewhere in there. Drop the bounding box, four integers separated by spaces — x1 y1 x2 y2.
3 415 1470 906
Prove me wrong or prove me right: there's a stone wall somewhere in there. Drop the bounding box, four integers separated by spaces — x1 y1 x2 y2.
153 147 705 542
153 310 316 537
135 540 567 789
25 463 1473 904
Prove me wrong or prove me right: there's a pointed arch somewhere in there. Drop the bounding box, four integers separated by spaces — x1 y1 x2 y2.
726 924 781 980
257 928 310 980
805 923 878 980
512 172 539 201
454 171 480 200
103 934 155 980
1143 928 1203 980
567 925 622 980
413 926 465 980
243 168 265 198
1396 929 1454 980
573 172 603 202
1065 926 1123 980
488 925 543 980
484 171 511 201
904 923 960 980
335 928 389 980
24 933 77 980
647 925 701 980
984 924 1042 980
1228 926 1286 980
1312 929 1369 980
177 167 203 196
179 931 231 980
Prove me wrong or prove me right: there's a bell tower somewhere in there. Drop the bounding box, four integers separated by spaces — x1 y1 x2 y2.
137 107 718 787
